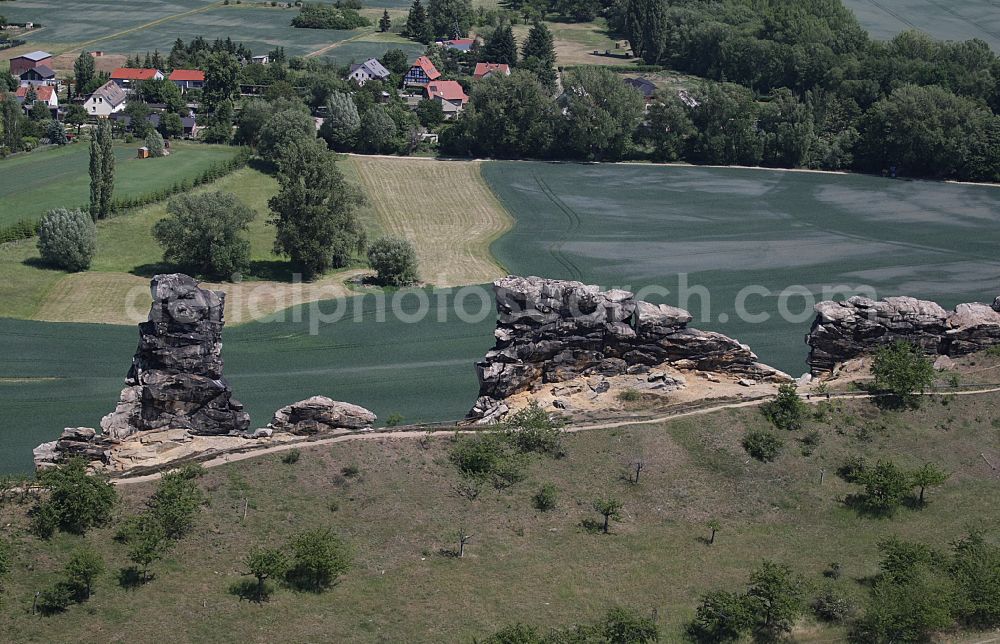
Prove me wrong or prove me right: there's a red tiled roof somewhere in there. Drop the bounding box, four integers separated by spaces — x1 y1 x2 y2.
16 85 54 101
110 67 160 80
473 62 510 79
168 69 204 82
425 80 468 103
443 38 475 46
410 56 441 81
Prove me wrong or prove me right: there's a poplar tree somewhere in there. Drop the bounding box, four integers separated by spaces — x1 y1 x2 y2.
89 120 115 220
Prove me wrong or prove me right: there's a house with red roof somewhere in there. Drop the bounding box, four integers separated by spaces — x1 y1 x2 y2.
424 80 468 118
473 62 511 80
110 67 164 91
404 56 440 87
15 85 58 110
168 69 205 91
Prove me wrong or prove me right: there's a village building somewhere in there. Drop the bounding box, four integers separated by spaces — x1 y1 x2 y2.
346 58 391 86
18 65 57 87
83 81 128 117
168 69 205 92
436 38 475 52
425 80 468 118
15 85 58 111
404 56 441 87
473 62 511 80
623 77 657 104
110 67 164 91
9 50 52 76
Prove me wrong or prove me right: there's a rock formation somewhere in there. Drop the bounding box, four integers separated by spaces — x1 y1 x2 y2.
469 276 788 419
33 274 383 472
269 396 377 435
807 295 1000 374
100 273 250 438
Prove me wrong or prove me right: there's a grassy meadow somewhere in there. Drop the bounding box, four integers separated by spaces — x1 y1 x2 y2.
0 141 240 227
1 391 998 640
483 162 1000 375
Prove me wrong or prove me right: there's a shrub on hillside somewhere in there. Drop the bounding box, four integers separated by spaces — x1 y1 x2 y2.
872 341 935 406
761 383 807 430
742 428 783 462
287 529 351 591
31 457 117 537
152 191 255 279
366 236 418 287
36 207 96 272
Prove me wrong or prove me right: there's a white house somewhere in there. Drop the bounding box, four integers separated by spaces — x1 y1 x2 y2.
15 85 58 110
346 58 391 86
84 81 128 117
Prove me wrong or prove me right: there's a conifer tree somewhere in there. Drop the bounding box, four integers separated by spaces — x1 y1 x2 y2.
404 0 431 44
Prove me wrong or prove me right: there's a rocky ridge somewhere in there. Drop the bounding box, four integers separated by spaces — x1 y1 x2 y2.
807 295 1000 374
469 276 789 421
34 274 375 471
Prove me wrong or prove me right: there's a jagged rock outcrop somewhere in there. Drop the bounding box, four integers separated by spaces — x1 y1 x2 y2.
33 428 115 469
269 396 376 435
469 276 788 419
807 295 1000 374
101 273 250 438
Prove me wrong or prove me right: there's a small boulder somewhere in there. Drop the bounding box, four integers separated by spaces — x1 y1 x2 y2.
270 396 376 435
933 355 955 371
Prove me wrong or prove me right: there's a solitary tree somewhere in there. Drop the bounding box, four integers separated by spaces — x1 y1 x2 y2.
457 531 472 558
367 235 418 286
244 546 288 600
153 191 255 279
745 561 806 641
403 0 431 43
37 207 97 272
910 463 949 505
122 513 170 581
593 497 622 534
64 547 105 600
288 529 351 591
74 51 96 94
872 341 935 406
483 22 518 66
707 520 721 545
521 21 557 91
858 459 911 515
269 137 366 279
145 130 165 157
89 119 115 220
761 383 808 431
379 9 391 32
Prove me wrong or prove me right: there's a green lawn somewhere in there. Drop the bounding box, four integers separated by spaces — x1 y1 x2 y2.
0 141 240 227
483 162 1000 375
1 392 997 640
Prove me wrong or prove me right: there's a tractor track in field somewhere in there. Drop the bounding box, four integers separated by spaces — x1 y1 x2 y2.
533 174 585 282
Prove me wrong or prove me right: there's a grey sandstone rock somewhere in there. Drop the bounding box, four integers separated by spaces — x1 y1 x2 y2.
269 396 376 435
469 276 789 418
807 294 1000 374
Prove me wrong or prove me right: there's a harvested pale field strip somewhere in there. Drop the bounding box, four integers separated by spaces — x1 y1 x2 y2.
33 269 367 326
351 156 513 288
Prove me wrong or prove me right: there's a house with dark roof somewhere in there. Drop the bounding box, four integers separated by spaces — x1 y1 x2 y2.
19 64 57 87
425 80 468 118
404 56 441 87
473 62 511 80
84 81 128 117
9 51 52 76
346 58 391 86
436 38 475 52
111 112 199 137
15 85 58 110
624 78 657 103
110 68 164 91
168 69 205 91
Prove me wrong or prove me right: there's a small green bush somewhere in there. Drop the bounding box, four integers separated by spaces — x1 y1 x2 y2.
812 586 854 622
367 235 418 287
341 464 360 478
281 450 301 464
533 484 558 511
36 207 96 272
742 428 783 462
617 388 641 402
761 383 807 430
